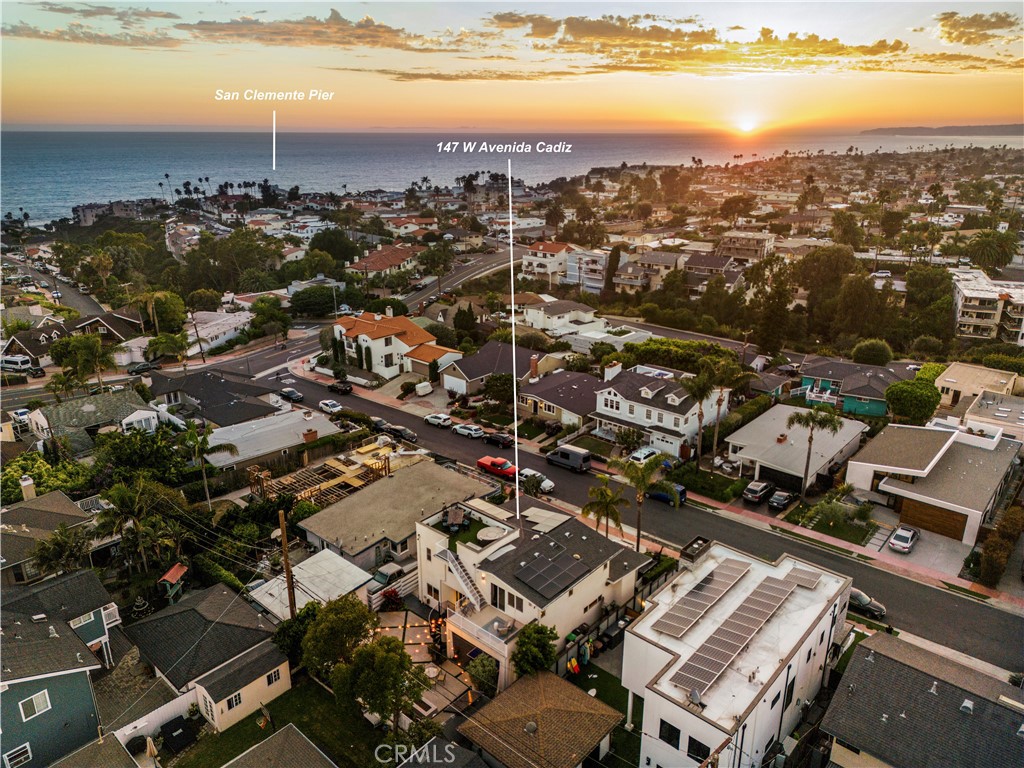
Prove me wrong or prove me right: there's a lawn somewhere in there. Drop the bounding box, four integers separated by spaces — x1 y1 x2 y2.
783 502 812 525
434 517 488 551
812 516 877 547
567 662 642 767
168 677 382 768
516 420 546 440
570 435 614 458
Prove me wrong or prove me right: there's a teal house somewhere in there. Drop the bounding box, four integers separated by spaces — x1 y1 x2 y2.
1 571 120 767
800 356 914 418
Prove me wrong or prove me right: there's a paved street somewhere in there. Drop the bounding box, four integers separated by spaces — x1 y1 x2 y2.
1 256 105 316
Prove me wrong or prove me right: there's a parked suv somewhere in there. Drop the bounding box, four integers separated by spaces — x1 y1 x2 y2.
742 481 776 504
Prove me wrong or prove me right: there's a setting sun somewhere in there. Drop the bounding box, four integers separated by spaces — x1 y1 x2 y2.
736 117 760 134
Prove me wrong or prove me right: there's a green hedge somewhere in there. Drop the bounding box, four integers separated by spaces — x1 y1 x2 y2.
668 463 748 502
297 428 369 453
1 374 28 386
194 554 245 592
701 395 773 447
642 554 679 584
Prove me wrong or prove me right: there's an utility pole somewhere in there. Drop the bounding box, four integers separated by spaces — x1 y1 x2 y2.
278 508 297 620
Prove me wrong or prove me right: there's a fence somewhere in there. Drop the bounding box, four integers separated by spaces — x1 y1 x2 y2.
367 567 419 610
114 688 197 745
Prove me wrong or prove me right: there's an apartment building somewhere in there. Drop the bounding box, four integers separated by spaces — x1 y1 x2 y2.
951 268 1024 346
715 230 776 265
521 241 576 280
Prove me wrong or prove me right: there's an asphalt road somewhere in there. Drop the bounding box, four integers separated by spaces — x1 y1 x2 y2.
400 238 526 309
1 257 105 316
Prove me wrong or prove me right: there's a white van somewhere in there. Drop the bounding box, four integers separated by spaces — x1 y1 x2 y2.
545 444 592 473
0 355 33 373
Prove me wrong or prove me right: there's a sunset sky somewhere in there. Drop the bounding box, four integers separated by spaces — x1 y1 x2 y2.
2 2 1022 133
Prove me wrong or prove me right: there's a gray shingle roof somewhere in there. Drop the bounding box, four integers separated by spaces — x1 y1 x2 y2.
800 355 914 386
0 490 92 567
39 390 157 452
5 569 113 623
51 737 137 768
149 369 277 426
195 640 286 702
598 370 695 415
400 737 486 768
450 341 537 382
519 371 604 418
481 516 649 608
125 586 273 691
222 723 338 768
821 632 1024 768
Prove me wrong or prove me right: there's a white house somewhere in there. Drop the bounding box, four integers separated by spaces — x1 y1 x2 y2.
845 423 1020 544
591 363 722 457
520 241 577 280
187 310 253 357
520 299 606 337
416 500 649 692
248 549 372 622
333 309 440 380
623 538 851 768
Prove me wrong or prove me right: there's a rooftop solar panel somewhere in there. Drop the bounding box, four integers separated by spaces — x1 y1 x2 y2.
785 567 822 590
651 558 750 637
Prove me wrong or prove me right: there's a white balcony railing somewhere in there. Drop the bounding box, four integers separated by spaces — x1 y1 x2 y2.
102 603 121 628
446 610 512 653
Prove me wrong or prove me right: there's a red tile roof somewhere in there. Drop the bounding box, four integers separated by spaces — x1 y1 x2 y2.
335 312 436 346
160 563 188 585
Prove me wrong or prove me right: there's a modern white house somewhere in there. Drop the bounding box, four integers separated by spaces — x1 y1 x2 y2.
845 423 1020 544
623 538 851 768
520 299 607 337
725 405 867 492
591 362 722 457
187 310 253 358
416 500 649 692
334 309 441 380
520 241 577 281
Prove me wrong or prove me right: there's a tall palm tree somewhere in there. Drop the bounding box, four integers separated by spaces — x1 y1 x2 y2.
581 475 629 538
710 362 757 458
133 289 172 335
98 482 150 573
71 334 118 388
785 405 844 495
178 422 238 511
32 523 91 575
607 453 677 552
680 364 716 469
148 331 190 372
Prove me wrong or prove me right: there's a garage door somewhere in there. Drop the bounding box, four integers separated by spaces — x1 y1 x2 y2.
757 465 803 492
442 373 466 395
897 497 967 541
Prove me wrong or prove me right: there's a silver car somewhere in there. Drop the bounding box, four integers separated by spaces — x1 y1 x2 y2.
888 525 920 553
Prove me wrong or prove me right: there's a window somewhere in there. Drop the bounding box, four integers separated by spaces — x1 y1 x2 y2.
687 737 711 762
771 691 781 709
602 397 620 412
394 539 409 554
510 594 523 612
266 669 281 686
19 690 51 721
384 336 393 347
658 719 680 749
226 692 242 710
98 326 108 334
426 548 432 562
384 354 394 368
427 584 440 601
628 405 635 416
3 744 32 768
69 613 94 628
784 678 796 710
806 647 812 663
645 409 652 420
203 695 215 722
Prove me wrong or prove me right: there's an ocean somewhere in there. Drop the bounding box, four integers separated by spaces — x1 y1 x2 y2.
2 131 1022 223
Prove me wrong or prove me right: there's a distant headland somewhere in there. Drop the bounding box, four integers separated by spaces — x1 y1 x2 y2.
861 124 1023 136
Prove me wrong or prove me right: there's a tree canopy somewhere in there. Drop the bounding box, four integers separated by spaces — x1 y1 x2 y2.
886 379 941 425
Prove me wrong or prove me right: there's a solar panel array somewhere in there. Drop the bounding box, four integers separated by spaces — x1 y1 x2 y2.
670 576 796 696
785 567 822 590
517 552 590 598
651 558 750 637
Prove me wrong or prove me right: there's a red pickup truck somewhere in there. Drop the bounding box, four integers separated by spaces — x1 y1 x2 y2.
477 456 517 479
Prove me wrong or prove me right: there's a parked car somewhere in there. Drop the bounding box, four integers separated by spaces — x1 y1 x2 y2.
767 490 798 512
483 431 514 448
870 270 892 279
10 408 30 424
477 456 517 479
50 290 62 299
628 446 660 465
662 456 684 471
546 445 592 473
319 399 344 415
887 525 920 553
646 483 687 507
742 481 776 504
518 468 555 493
327 381 353 395
278 387 304 402
452 423 485 439
848 588 886 620
387 424 418 443
126 361 160 375
369 416 392 433
424 413 453 428
26 366 45 378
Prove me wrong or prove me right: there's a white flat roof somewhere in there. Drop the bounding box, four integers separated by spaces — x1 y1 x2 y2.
248 549 371 622
632 543 849 730
207 409 341 466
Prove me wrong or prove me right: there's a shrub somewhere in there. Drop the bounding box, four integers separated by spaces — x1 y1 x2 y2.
193 554 245 592
996 505 1024 543
703 395 773 446
962 550 981 580
815 501 848 528
380 588 404 611
667 464 746 503
852 338 893 366
978 536 1014 587
642 554 679 584
982 353 1024 377
399 381 417 399
1 374 28 386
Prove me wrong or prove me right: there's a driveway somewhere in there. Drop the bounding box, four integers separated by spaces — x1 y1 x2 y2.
872 505 972 577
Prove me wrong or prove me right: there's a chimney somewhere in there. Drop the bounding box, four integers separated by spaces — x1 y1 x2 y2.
19 475 36 501
303 429 318 443
777 433 788 444
377 243 383 251
604 361 623 382
374 314 382 321
385 306 394 318
530 354 539 379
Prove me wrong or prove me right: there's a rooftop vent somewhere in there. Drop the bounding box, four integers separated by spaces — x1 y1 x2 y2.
929 682 939 695
524 722 538 735
47 625 59 639
961 699 974 715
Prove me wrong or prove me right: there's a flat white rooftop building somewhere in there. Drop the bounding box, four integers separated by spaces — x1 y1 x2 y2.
623 539 851 768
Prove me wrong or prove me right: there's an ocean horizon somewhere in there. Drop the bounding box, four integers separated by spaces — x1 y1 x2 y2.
3 130 1022 222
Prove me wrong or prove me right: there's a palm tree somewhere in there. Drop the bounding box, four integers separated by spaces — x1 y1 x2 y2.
33 523 91 575
710 362 757 458
69 334 118 388
581 475 628 538
785 405 844 495
98 482 150 573
680 364 716 469
178 422 239 511
133 289 173 335
607 453 677 551
148 331 190 372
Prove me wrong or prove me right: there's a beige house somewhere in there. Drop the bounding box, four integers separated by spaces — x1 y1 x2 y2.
195 640 291 733
935 362 1018 408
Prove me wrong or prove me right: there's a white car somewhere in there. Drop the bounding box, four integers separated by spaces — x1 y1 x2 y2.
9 408 30 424
628 446 660 465
871 270 892 279
319 399 344 415
424 413 452 428
451 423 485 439
518 468 555 494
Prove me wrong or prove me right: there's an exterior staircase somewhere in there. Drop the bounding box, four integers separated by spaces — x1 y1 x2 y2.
437 549 486 612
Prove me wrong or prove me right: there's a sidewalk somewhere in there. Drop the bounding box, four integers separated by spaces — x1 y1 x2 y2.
287 356 1024 616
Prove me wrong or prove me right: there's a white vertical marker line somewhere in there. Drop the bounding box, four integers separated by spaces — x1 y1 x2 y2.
272 111 277 171
508 158 521 521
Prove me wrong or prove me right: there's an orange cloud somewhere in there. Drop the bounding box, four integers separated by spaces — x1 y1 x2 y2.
2 20 180 47
934 11 1021 46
